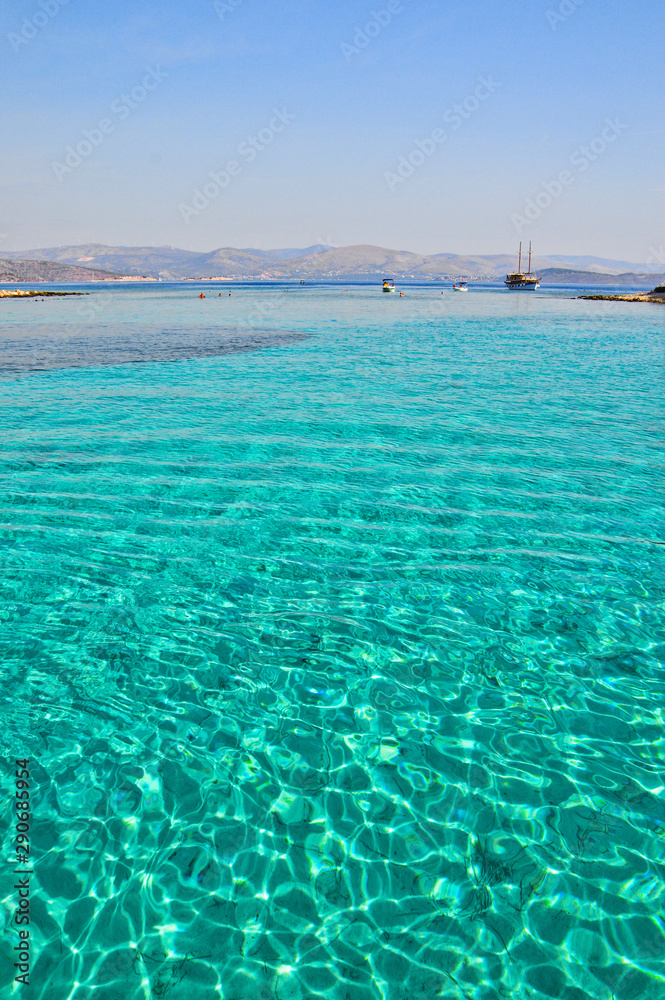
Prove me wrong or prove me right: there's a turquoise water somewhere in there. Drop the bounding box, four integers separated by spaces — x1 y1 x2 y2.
1 285 664 999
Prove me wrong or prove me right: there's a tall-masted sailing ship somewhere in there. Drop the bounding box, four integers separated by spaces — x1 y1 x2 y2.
505 242 541 289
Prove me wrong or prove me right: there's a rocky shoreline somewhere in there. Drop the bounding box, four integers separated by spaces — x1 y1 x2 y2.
579 287 665 303
0 289 85 298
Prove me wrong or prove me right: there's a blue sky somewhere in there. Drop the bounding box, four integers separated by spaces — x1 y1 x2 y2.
1 0 663 259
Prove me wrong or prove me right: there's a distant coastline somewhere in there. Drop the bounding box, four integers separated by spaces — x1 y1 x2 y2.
2 243 663 286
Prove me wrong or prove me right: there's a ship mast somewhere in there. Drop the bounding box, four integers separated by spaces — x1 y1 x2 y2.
518 242 522 272
528 242 532 276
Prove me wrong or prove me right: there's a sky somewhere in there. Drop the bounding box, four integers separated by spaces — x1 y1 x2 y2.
1 0 663 260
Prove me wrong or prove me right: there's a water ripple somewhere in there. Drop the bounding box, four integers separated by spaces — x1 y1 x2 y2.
1 288 664 999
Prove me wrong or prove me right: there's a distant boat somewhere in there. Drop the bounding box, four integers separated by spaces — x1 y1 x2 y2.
505 242 540 289
452 281 468 291
382 278 396 293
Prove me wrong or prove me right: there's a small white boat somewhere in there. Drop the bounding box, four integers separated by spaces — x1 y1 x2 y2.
452 281 468 291
382 278 396 293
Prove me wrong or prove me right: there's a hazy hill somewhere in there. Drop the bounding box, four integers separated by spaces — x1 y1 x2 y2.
2 243 651 281
539 268 663 286
246 247 656 282
538 254 646 274
0 258 124 282
0 244 200 279
266 245 438 279
185 248 275 277
428 253 642 278
1 243 333 279
240 245 332 261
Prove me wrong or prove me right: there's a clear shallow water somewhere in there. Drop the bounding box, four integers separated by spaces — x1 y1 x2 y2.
1 285 664 1000
0 286 309 371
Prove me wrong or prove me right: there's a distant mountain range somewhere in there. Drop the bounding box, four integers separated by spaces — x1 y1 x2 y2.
538 268 663 286
1 243 338 280
2 243 661 285
0 257 120 283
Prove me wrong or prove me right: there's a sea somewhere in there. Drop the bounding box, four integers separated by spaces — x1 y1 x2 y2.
1 282 664 1000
